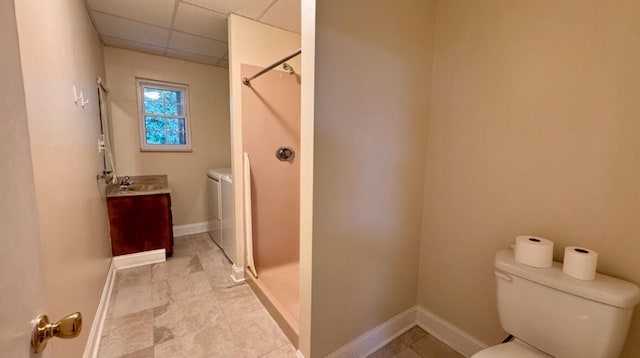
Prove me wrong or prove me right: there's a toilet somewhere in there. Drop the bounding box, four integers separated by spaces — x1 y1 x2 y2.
472 249 640 358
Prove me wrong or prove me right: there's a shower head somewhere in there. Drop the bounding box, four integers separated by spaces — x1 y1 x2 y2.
283 63 294 74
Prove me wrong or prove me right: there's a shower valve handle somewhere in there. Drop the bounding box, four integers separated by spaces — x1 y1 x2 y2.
276 147 295 161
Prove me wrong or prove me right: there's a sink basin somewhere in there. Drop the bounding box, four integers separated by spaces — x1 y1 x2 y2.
118 183 164 192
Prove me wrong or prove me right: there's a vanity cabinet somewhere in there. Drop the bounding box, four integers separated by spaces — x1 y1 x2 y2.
107 193 173 257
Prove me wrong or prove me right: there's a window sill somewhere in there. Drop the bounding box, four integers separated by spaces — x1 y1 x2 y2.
140 146 193 153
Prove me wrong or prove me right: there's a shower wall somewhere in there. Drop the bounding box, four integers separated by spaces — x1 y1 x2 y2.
228 15 301 268
241 64 301 271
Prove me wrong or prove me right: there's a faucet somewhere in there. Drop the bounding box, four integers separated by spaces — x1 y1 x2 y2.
119 176 134 187
96 170 114 184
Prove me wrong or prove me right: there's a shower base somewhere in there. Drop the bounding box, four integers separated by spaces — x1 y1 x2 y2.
246 261 299 347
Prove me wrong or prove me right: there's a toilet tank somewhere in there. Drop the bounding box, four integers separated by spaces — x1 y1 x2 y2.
494 250 640 358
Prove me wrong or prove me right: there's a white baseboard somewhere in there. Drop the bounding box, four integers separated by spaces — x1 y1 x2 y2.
173 221 212 237
322 305 487 358
327 306 417 358
113 249 166 270
83 260 116 358
296 350 305 358
231 264 246 282
416 306 487 357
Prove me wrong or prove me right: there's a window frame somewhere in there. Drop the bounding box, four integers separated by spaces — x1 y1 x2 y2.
136 78 192 152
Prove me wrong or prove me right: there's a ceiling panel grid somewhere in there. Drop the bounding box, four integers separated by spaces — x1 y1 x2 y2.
84 0 301 68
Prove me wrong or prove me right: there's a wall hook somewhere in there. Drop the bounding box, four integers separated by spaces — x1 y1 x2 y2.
73 86 90 108
73 86 83 105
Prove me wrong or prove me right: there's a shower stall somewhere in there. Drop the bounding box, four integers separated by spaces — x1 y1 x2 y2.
240 50 301 345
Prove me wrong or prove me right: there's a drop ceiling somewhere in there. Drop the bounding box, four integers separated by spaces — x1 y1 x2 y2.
84 0 301 68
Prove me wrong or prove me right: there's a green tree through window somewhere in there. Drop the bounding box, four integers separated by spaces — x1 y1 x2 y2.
137 79 191 151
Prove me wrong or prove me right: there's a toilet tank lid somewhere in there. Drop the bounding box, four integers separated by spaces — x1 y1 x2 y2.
495 250 640 308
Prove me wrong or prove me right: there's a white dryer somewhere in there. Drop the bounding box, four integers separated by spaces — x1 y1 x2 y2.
206 168 230 248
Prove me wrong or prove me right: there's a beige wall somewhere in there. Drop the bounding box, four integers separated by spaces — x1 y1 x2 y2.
104 47 231 226
228 14 301 266
311 1 436 356
14 0 112 356
417 0 640 356
298 0 316 355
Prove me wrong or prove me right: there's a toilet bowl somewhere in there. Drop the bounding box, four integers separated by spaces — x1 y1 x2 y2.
472 339 549 358
472 249 640 358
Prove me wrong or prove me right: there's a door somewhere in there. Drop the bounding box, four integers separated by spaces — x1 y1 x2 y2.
0 2 47 355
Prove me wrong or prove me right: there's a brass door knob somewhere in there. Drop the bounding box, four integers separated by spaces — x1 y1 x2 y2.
32 312 82 353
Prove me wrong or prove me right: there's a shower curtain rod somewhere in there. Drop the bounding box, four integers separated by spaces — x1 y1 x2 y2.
242 48 301 85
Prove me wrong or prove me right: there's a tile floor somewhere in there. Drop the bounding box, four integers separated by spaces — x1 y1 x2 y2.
366 326 462 358
98 233 297 358
99 233 461 358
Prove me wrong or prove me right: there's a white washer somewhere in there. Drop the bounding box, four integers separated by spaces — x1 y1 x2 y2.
206 168 231 248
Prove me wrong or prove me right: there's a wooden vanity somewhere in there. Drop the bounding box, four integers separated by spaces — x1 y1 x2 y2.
106 175 173 257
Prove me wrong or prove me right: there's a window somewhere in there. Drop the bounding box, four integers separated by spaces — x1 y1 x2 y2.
137 79 192 151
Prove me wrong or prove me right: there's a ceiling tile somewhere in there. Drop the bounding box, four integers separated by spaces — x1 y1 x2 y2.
87 0 176 27
168 31 228 58
88 0 298 67
102 36 166 56
183 0 274 19
174 2 228 41
259 0 300 33
92 12 170 47
166 49 220 66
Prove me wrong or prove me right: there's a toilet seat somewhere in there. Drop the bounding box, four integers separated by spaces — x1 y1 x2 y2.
471 340 551 358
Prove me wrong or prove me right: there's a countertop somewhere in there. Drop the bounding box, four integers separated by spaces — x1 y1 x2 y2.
106 174 172 198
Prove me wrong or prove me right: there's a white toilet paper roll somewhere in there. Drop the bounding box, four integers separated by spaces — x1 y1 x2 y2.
563 246 598 280
514 235 554 268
